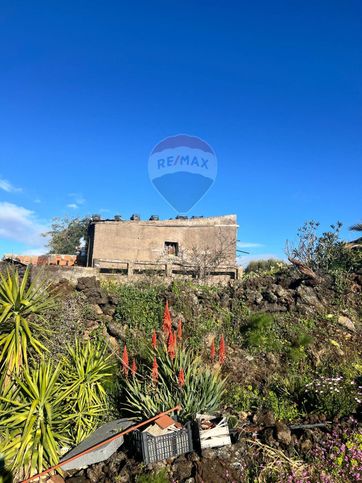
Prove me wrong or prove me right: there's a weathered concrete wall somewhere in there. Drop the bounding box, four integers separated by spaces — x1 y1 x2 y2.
88 215 238 267
32 266 100 286
31 265 240 286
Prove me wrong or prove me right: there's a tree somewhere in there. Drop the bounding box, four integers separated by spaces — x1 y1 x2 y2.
161 230 236 279
285 220 361 278
43 216 90 254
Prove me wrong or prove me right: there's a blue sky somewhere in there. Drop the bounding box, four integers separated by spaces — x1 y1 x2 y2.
0 1 361 264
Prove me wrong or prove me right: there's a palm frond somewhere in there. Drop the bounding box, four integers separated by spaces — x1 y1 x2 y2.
350 223 362 232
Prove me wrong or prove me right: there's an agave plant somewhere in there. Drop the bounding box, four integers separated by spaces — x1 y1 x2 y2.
0 360 73 480
63 339 115 444
0 268 55 377
121 341 226 420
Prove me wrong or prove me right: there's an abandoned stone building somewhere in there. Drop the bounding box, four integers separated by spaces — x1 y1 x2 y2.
86 214 239 279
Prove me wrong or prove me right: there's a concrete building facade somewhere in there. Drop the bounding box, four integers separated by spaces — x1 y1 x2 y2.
87 214 239 279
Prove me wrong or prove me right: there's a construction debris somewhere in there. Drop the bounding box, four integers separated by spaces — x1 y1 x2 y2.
197 413 231 449
143 414 182 437
60 418 134 471
133 416 193 464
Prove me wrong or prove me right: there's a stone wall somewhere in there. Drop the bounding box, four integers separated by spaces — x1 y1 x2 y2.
31 266 100 286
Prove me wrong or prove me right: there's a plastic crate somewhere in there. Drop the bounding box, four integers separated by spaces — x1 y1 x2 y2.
131 422 193 464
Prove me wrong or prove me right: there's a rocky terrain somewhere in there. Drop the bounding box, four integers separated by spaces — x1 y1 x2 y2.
44 265 361 483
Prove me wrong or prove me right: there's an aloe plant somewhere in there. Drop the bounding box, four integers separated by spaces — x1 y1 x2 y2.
121 342 226 420
0 268 55 377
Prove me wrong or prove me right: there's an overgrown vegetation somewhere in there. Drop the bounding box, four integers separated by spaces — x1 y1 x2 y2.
286 220 362 277
109 281 165 334
0 270 114 480
0 218 361 481
245 258 287 275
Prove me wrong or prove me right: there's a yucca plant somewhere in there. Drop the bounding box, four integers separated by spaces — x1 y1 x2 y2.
0 268 55 378
121 340 226 420
63 339 114 444
0 360 73 480
0 453 13 483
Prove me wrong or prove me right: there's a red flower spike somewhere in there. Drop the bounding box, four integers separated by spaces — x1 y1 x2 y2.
210 338 216 362
152 357 159 383
131 359 137 377
219 335 226 365
178 368 185 387
167 331 176 360
177 319 183 341
163 300 172 336
152 329 157 349
173 330 177 349
122 344 129 376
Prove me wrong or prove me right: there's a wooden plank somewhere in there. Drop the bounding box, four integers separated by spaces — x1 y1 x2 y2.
200 427 230 439
201 436 231 449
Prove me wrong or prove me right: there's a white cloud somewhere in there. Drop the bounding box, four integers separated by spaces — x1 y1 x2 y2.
237 242 264 248
0 177 22 193
0 202 48 248
68 193 85 205
67 203 78 209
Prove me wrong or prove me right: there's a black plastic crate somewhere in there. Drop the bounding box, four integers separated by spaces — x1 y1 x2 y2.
131 422 193 464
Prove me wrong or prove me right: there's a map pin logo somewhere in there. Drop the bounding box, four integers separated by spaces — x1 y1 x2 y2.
148 134 217 213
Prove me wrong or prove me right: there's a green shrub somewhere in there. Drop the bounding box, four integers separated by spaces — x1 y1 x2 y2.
136 468 169 483
170 281 241 346
243 313 281 352
226 384 260 413
107 282 165 334
286 220 362 276
245 259 287 275
263 390 300 422
288 332 314 362
304 376 361 419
